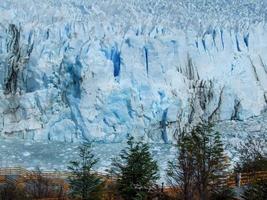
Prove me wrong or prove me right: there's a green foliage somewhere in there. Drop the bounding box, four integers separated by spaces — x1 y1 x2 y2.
242 180 267 200
110 136 159 200
191 124 230 196
235 136 267 200
167 130 195 200
235 132 267 200
235 135 267 173
167 123 232 200
210 187 236 200
68 142 104 200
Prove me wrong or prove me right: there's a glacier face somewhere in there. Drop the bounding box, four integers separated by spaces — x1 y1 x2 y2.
0 0 267 143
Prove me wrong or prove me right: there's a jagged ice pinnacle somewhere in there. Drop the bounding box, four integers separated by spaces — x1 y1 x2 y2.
0 0 266 143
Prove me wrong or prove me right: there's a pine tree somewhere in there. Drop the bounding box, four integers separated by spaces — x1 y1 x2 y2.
235 135 267 173
191 123 230 200
68 142 104 200
167 131 195 200
110 137 159 200
241 180 267 200
236 136 267 200
167 123 232 200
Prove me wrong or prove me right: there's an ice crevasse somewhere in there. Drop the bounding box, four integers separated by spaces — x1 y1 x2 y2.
0 0 266 143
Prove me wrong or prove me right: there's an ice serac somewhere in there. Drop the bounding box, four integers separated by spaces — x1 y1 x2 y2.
0 0 266 143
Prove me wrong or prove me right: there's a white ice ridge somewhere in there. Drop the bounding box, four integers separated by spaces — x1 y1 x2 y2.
0 0 266 143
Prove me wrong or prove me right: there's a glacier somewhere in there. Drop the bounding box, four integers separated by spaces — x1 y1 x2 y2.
0 0 267 144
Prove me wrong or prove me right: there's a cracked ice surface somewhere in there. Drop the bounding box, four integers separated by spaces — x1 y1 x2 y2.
0 0 266 145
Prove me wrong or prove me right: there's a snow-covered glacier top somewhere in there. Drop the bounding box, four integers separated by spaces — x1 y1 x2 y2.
0 0 266 143
1 0 267 31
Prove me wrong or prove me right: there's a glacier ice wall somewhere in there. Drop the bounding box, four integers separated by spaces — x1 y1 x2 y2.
0 0 267 143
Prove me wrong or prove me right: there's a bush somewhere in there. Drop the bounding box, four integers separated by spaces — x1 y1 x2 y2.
0 182 29 200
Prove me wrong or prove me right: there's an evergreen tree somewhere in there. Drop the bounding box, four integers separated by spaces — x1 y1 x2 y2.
167 131 195 200
209 187 236 200
68 142 104 200
241 180 267 200
110 136 159 200
167 123 232 200
236 136 267 200
235 135 267 173
191 123 230 200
